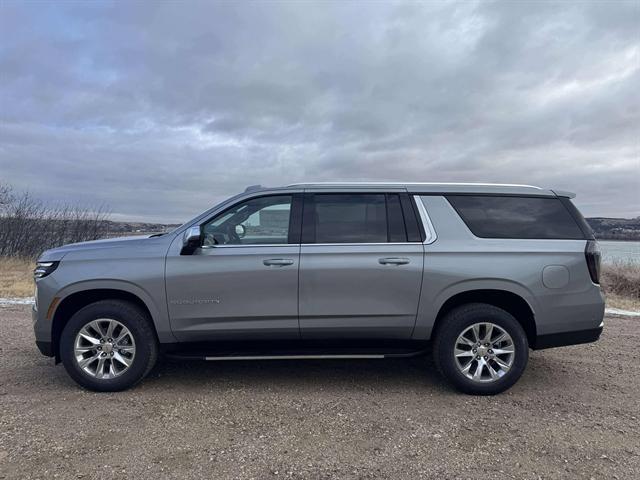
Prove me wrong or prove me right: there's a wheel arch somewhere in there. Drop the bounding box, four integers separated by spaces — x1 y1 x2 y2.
432 289 537 347
51 285 160 362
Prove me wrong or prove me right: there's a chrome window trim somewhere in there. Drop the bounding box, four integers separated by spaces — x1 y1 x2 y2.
202 242 423 248
302 242 423 247
199 193 435 248
414 195 437 245
202 244 292 249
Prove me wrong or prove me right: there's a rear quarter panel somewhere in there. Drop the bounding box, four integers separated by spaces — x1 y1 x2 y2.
414 195 604 340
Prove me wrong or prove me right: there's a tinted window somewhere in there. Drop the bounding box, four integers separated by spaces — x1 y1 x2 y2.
306 194 407 243
202 195 292 245
447 195 586 239
560 197 595 239
400 194 424 242
386 194 407 242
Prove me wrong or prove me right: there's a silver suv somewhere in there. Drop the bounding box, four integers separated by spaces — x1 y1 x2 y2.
33 183 604 394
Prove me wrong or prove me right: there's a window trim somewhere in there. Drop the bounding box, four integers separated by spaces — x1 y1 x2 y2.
300 242 423 247
413 196 437 245
196 191 437 247
203 244 299 249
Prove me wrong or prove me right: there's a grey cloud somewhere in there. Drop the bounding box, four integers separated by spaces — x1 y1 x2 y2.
1 0 638 222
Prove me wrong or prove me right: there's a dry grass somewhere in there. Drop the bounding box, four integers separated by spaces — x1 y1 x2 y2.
604 293 640 312
601 262 640 311
0 257 34 298
600 262 639 299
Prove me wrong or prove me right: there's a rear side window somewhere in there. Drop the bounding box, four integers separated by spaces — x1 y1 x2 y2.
303 193 408 243
447 195 586 239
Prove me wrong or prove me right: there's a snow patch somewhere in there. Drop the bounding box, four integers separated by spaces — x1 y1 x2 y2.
0 297 35 306
605 307 640 317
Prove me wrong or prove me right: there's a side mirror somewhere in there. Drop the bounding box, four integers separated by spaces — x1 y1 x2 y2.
181 226 202 255
235 224 246 238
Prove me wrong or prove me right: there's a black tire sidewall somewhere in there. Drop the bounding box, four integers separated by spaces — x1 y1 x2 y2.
435 304 529 395
60 300 156 392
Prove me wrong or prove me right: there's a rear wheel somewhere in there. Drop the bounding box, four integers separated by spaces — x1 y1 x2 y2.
433 303 529 395
60 300 158 392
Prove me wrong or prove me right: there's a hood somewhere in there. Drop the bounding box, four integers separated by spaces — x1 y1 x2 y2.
37 235 160 262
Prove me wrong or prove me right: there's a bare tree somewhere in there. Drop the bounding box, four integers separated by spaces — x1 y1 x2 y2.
0 182 11 207
0 182 111 258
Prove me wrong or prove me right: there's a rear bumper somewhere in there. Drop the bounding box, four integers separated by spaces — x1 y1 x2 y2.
533 323 603 350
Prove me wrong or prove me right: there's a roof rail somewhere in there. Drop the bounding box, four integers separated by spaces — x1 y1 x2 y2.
244 185 264 192
287 182 541 189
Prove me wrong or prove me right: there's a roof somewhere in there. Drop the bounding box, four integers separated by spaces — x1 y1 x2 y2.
282 182 561 197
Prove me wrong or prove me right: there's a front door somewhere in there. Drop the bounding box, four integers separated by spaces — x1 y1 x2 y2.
299 192 424 339
166 194 301 342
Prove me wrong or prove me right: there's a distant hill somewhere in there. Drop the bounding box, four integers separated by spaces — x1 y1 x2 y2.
103 220 180 237
586 217 640 241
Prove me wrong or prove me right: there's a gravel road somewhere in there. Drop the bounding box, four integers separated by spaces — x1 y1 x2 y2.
1 305 639 479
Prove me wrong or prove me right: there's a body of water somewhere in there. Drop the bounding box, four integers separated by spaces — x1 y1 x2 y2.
599 240 640 265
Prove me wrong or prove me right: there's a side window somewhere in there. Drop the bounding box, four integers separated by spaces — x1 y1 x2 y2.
446 195 586 239
202 195 292 246
304 193 408 243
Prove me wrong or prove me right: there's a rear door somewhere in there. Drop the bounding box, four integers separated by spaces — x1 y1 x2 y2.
298 191 425 339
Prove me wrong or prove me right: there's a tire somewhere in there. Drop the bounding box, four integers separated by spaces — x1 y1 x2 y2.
433 303 528 395
60 300 158 392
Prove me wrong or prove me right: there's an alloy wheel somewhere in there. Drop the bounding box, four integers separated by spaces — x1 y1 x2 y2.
73 319 136 379
454 322 515 383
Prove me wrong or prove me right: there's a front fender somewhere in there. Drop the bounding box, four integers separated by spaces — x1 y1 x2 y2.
52 279 176 343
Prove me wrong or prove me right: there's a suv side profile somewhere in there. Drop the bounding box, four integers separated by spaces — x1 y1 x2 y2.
33 183 604 395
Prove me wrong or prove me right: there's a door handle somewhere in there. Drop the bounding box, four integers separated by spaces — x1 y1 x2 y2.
263 258 294 267
378 257 410 265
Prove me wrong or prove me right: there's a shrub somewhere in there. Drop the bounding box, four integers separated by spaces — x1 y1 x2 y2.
600 262 640 300
0 182 110 258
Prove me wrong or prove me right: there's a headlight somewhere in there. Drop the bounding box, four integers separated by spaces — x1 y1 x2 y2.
33 261 59 279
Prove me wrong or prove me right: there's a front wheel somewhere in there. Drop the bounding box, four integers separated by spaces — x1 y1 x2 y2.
433 303 529 395
60 300 158 392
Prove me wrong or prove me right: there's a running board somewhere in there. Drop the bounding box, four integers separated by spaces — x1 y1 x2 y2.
204 354 386 361
165 350 428 361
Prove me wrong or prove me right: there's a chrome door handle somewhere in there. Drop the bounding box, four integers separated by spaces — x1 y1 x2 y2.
378 257 410 265
263 258 294 266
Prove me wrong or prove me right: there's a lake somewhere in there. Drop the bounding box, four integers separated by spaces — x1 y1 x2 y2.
599 240 640 265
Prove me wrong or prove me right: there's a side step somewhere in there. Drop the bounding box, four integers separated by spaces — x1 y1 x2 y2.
166 350 427 361
162 340 430 361
204 354 386 361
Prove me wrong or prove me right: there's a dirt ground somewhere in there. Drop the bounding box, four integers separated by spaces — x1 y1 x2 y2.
0 305 638 480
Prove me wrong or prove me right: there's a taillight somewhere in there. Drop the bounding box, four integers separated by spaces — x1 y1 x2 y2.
585 240 601 284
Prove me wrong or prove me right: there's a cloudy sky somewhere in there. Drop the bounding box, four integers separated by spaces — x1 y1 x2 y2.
1 0 638 222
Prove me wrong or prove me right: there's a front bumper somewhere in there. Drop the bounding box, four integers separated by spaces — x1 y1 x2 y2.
32 305 54 357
